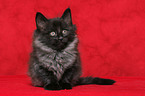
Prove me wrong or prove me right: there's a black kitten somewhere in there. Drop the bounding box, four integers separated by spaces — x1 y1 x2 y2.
28 8 116 90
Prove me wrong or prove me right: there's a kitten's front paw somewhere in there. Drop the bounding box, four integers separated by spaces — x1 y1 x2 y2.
61 83 72 90
44 83 62 90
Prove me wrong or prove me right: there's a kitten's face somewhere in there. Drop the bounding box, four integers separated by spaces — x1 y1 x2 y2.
35 8 76 51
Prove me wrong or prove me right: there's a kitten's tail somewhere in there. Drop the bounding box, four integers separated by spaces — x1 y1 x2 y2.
75 77 116 86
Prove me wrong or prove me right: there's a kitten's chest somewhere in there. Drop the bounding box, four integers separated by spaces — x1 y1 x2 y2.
34 37 78 80
38 50 77 80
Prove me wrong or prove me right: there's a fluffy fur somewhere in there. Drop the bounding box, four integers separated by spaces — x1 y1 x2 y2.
28 8 115 90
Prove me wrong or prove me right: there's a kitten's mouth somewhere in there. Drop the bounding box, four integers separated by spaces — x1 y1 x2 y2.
52 41 67 51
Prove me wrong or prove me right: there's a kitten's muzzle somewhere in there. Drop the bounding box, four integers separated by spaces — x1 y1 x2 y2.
58 36 63 40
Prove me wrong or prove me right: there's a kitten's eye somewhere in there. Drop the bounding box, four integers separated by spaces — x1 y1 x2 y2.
62 30 68 34
50 32 56 36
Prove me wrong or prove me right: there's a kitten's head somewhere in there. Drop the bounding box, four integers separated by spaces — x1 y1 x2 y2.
35 8 76 51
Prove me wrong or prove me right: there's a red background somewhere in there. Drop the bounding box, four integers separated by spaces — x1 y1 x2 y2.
0 0 145 76
0 0 145 96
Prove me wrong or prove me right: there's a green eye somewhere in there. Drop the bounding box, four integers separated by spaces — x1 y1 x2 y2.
50 32 56 36
62 30 68 34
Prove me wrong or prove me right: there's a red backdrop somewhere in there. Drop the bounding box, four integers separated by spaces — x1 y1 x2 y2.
0 0 145 76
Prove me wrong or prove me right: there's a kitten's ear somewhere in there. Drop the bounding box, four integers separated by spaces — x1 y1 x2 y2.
61 8 72 26
36 12 47 30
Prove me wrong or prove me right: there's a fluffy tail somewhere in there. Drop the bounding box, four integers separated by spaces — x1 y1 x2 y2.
75 77 116 86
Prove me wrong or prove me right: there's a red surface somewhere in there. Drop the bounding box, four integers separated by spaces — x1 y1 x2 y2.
0 75 145 96
0 0 145 95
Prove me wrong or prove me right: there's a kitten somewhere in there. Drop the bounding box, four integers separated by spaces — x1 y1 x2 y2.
28 8 116 90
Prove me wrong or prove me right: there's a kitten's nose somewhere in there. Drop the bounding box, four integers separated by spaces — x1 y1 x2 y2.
59 36 63 40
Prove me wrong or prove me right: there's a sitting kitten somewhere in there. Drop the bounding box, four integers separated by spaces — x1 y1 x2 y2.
28 8 116 90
